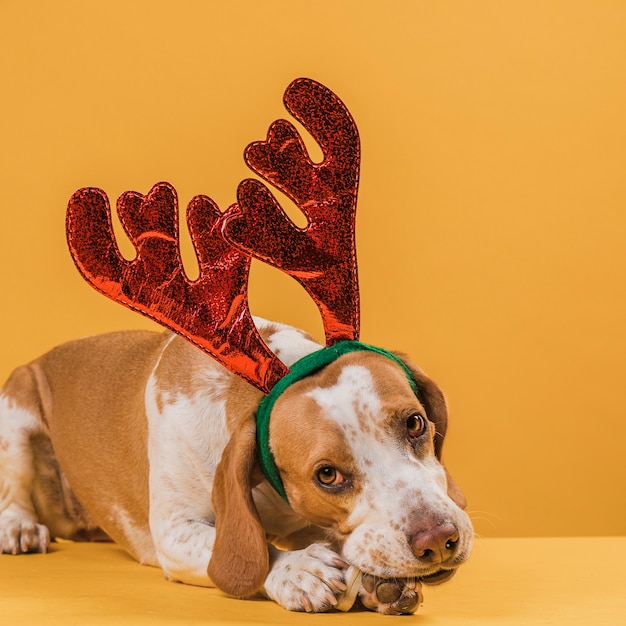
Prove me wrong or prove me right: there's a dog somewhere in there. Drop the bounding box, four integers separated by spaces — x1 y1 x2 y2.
0 317 472 614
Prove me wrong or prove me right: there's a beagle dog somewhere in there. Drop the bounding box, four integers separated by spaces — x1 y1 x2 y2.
0 319 473 614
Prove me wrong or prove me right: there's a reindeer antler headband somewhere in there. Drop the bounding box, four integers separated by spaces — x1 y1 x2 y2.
66 78 417 502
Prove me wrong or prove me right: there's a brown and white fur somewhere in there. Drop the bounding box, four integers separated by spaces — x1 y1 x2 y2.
0 319 472 614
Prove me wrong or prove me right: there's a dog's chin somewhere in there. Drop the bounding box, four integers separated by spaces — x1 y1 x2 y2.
418 568 457 585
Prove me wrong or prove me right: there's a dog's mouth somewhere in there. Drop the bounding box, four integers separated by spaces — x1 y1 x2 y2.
418 568 456 585
358 566 457 586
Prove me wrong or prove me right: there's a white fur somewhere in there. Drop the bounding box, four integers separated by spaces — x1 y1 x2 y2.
145 356 228 583
260 319 321 366
263 544 348 612
0 394 50 554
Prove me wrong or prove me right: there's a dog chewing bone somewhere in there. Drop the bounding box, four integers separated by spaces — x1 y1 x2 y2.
0 321 472 613
0 78 473 614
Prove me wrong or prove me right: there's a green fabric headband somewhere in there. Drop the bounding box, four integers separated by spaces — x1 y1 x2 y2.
255 340 419 502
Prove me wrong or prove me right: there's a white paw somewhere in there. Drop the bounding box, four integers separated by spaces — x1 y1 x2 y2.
359 574 423 615
264 544 348 612
0 513 50 554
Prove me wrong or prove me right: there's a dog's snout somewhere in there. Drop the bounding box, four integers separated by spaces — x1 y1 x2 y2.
409 521 459 563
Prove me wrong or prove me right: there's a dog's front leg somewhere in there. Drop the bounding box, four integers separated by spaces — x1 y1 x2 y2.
146 446 221 588
262 544 349 612
153 519 217 586
149 471 350 609
144 369 232 587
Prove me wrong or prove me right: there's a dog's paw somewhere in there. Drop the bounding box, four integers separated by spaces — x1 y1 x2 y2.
0 513 50 554
264 544 348 612
358 574 423 615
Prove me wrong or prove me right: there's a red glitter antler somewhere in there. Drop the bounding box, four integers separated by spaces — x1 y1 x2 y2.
66 182 289 393
66 78 360 392
223 78 361 345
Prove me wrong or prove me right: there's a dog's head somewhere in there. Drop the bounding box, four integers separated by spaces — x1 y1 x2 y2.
208 350 473 597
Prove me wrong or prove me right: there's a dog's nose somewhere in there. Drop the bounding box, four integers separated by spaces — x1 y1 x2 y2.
409 521 459 563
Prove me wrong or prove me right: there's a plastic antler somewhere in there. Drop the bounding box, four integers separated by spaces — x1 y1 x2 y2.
223 78 361 345
66 182 289 393
67 78 361 393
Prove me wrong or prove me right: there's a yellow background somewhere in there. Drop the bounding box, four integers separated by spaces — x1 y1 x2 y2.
1 0 624 539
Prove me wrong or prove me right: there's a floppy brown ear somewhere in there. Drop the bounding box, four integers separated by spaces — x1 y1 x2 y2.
394 353 467 510
207 418 269 597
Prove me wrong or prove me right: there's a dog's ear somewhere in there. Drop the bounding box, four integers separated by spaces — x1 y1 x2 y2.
207 418 269 597
394 353 467 509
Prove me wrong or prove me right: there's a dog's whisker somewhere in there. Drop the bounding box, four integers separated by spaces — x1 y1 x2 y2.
465 510 500 534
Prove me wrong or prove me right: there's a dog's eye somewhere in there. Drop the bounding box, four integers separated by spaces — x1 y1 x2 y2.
316 466 344 487
406 413 427 438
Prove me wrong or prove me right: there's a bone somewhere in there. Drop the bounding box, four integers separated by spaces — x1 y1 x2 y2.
334 565 363 611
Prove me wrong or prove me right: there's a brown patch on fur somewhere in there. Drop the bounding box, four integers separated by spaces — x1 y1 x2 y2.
152 334 228 405
224 373 264 437
28 330 168 560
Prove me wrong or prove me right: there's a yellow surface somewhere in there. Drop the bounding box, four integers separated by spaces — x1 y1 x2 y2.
0 538 624 625
1 1 626 539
